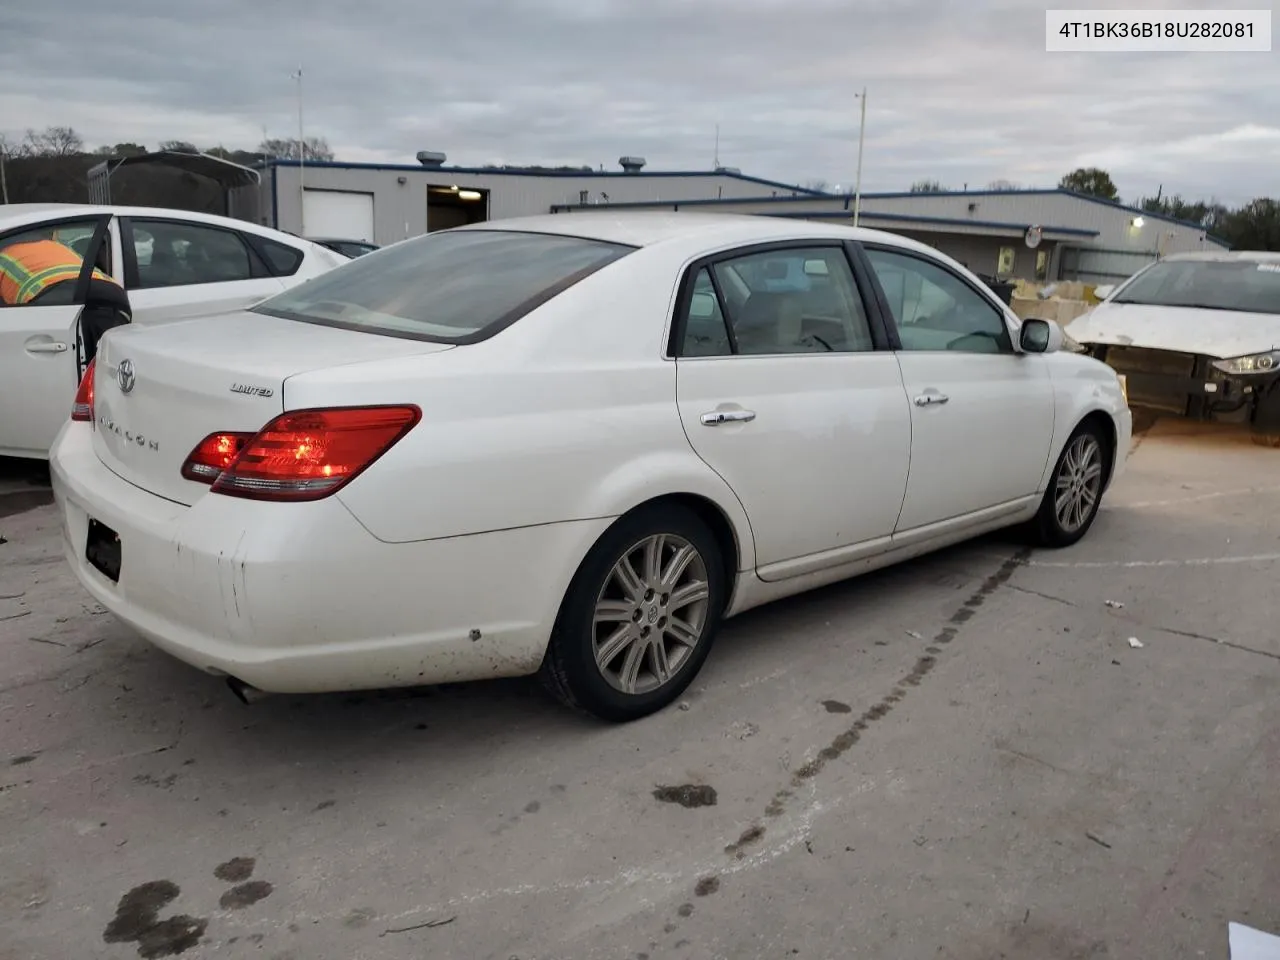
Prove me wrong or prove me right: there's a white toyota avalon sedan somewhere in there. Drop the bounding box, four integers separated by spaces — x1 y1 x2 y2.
50 213 1132 721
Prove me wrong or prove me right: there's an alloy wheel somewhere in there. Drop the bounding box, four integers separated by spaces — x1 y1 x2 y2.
591 534 711 695
1054 433 1104 533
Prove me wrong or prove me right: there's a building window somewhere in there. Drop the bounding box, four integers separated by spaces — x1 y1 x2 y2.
997 246 1016 277
1035 250 1050 281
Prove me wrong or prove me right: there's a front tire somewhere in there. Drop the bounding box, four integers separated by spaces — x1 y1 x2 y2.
1030 422 1110 548
1249 381 1280 447
540 503 727 722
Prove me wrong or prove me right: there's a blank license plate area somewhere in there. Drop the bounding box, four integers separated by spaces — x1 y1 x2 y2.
86 518 122 583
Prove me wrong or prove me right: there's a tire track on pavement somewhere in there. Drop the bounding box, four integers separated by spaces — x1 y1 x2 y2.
718 547 1031 864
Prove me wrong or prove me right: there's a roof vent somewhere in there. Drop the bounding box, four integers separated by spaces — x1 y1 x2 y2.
416 151 447 168
715 165 741 175
619 156 646 173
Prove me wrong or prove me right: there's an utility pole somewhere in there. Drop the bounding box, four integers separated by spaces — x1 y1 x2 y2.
292 65 305 234
0 142 8 205
713 124 720 170
853 88 867 228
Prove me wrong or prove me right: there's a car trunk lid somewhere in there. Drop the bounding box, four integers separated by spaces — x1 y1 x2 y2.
91 311 453 505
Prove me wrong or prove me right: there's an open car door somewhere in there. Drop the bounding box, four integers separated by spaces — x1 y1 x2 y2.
0 214 123 459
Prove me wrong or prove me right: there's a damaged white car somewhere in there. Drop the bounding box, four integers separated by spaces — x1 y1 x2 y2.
1066 252 1280 445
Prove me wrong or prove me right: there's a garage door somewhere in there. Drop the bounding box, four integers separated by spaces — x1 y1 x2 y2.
302 190 375 242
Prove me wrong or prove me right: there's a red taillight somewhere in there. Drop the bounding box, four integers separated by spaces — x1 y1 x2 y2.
71 359 95 422
181 431 256 483
209 405 421 501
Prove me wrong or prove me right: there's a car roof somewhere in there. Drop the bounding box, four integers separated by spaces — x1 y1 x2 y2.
0 202 318 245
1160 250 1280 263
460 210 925 252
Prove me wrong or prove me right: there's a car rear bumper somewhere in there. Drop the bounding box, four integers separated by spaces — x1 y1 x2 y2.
49 423 610 694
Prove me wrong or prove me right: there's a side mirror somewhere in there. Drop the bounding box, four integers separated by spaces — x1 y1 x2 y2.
1019 318 1064 354
1092 284 1115 300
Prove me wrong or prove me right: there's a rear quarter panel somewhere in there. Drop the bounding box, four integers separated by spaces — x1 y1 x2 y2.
286 245 757 567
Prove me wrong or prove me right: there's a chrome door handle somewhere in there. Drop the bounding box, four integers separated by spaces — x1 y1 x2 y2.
913 393 949 406
26 341 69 354
701 409 757 425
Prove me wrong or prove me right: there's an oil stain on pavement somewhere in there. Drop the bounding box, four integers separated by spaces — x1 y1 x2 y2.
652 784 718 808
102 880 207 959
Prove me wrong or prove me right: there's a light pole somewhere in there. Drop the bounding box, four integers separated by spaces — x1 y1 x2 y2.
292 65 305 234
853 87 867 227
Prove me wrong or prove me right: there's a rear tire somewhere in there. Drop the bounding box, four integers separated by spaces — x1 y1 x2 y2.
539 503 727 723
1030 421 1111 548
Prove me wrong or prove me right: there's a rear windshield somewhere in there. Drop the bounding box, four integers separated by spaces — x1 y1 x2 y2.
253 229 634 342
1113 259 1280 315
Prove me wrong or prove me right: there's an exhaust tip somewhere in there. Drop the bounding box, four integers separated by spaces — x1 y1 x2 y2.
227 676 269 705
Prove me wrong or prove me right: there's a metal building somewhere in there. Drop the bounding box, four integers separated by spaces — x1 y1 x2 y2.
231 152 824 246
549 188 1229 284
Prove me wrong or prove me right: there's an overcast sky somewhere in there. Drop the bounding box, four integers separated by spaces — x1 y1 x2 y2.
2 0 1277 206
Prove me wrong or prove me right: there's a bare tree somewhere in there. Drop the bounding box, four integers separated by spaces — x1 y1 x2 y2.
910 179 946 193
986 179 1021 191
23 125 84 157
158 139 199 154
257 136 334 162
802 178 830 193
0 133 12 203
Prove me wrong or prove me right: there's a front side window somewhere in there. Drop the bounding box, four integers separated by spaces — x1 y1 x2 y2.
679 246 874 356
0 219 107 307
1112 258 1280 315
129 220 254 289
253 229 633 343
864 247 1013 354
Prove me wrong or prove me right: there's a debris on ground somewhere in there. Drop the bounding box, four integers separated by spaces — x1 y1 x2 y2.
380 916 456 936
1105 600 1125 609
906 630 922 639
1127 637 1145 649
1228 922 1280 959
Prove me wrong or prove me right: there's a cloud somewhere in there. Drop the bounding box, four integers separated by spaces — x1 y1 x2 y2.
1 0 1275 205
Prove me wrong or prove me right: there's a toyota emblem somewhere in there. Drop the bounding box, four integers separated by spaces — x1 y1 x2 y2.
117 359 136 395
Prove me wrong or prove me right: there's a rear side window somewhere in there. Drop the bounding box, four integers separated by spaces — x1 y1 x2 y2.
129 219 254 289
252 229 633 343
251 236 305 276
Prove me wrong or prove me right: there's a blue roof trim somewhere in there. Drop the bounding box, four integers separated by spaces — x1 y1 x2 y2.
549 199 1097 237
552 186 1229 246
262 159 825 196
760 210 1099 237
855 187 1230 244
554 193 846 210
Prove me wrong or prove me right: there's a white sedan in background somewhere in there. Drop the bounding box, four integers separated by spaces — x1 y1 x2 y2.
1066 251 1280 445
50 213 1131 722
0 203 348 459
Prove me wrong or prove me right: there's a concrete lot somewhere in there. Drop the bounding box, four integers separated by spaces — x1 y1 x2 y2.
2 417 1278 960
